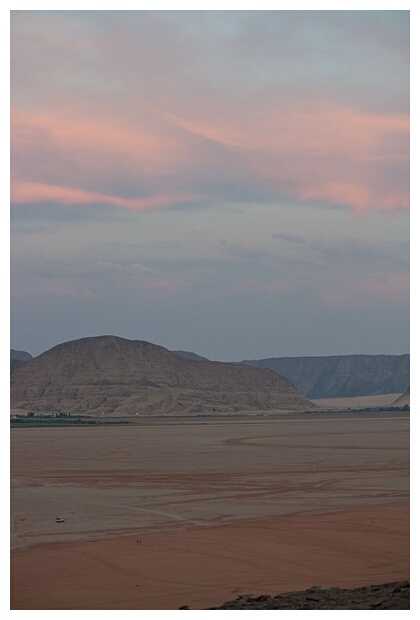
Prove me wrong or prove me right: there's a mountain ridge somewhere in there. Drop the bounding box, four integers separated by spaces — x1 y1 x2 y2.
10 349 33 375
10 335 312 415
240 354 409 398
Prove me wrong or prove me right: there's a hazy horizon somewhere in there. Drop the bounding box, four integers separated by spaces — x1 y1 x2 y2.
10 10 409 362
10 333 410 363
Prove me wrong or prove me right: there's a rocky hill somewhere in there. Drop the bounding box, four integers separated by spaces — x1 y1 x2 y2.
10 336 313 416
240 354 409 399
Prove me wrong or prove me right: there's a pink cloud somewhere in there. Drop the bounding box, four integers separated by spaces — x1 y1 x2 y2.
10 181 203 212
11 108 186 175
358 273 409 299
322 273 409 308
176 102 409 212
11 101 409 213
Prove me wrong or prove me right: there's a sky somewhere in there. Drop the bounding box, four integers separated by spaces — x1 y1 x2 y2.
9 8 410 361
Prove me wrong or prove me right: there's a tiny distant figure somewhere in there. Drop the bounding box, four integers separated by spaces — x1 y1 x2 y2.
137 539 141 544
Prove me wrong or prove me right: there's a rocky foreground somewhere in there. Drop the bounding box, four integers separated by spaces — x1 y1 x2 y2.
206 581 409 610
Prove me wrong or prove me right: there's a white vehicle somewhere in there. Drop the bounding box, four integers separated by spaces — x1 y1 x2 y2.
55 516 65 523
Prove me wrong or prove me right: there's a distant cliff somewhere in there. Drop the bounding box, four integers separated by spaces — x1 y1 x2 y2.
240 354 409 399
10 349 33 374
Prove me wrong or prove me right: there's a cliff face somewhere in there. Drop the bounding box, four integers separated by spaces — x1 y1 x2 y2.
240 354 409 399
10 336 313 415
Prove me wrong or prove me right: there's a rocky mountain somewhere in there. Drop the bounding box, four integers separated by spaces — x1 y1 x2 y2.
240 354 409 399
10 349 33 374
10 336 313 415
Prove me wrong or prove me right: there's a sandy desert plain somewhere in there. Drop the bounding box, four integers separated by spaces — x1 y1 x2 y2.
10 396 409 610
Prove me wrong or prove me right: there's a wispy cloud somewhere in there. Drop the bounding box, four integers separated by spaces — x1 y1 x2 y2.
11 102 409 213
10 11 409 359
11 256 192 302
219 241 273 261
10 12 409 215
273 232 306 244
11 181 204 213
305 237 409 271
320 273 409 308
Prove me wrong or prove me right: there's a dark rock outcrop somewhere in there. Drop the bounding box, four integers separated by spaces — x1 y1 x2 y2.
209 581 409 610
